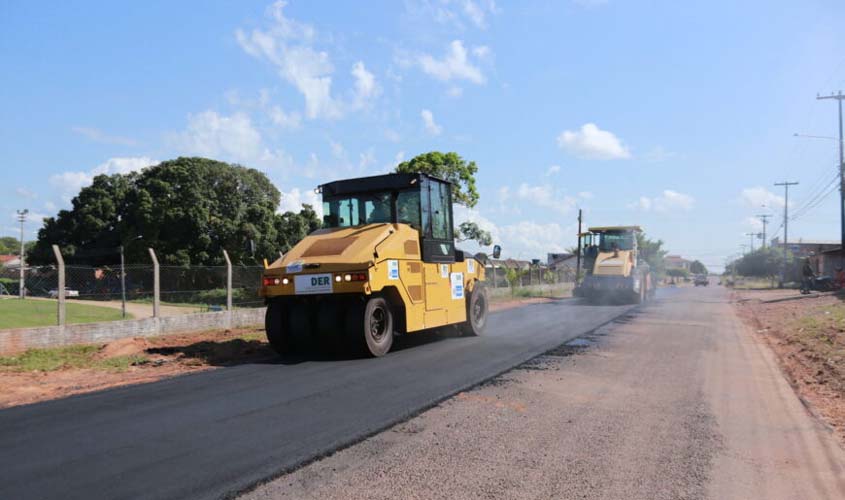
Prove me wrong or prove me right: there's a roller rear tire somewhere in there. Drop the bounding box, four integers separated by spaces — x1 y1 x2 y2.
265 302 290 355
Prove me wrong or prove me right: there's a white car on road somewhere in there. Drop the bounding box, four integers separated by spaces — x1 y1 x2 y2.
48 288 80 298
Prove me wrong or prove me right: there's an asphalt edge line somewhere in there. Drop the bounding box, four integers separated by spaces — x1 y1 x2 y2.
227 301 641 499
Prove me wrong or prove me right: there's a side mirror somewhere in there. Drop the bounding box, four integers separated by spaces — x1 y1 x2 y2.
492 244 502 259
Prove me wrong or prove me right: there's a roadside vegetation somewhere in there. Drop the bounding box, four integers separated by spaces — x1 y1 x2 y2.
0 298 130 329
0 344 146 372
734 290 845 443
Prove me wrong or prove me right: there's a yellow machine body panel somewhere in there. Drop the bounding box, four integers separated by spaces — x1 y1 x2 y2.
592 249 634 277
260 222 483 333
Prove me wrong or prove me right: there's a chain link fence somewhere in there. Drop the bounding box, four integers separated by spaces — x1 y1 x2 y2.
2 247 576 329
0 248 265 328
485 263 576 288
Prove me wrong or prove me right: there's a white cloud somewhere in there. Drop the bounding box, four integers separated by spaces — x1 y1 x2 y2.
499 221 572 256
278 187 323 217
578 191 594 200
49 156 157 196
545 165 561 176
418 40 486 84
447 86 463 98
49 171 93 194
740 186 786 209
71 126 137 146
516 183 577 214
557 123 631 160
421 109 442 135
472 45 491 60
406 0 500 30
351 61 380 108
91 157 156 176
175 110 265 162
630 190 695 212
235 1 378 120
268 105 302 129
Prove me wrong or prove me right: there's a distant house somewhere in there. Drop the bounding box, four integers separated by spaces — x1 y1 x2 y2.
812 247 844 276
664 255 692 271
0 255 20 269
770 237 840 258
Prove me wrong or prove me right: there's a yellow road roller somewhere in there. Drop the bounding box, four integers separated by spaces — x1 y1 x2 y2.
575 225 654 304
259 173 492 357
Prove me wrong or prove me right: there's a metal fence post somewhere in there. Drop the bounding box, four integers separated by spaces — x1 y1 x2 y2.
51 244 65 326
148 248 160 318
222 249 233 311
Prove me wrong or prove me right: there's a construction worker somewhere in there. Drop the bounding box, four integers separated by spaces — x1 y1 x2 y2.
801 258 815 294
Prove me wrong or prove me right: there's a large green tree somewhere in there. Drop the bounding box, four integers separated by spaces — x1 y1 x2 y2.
636 232 668 278
0 236 21 255
30 157 319 266
395 151 479 207
689 260 708 275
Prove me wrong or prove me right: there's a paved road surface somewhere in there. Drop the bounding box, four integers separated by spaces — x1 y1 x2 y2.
0 298 632 500
245 285 845 500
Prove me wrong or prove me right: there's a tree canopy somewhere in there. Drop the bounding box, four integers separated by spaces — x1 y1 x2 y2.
689 260 708 275
457 221 492 247
726 247 801 281
395 151 479 207
29 157 319 266
636 232 668 278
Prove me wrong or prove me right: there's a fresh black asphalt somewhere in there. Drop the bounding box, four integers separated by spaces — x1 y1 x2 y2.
0 299 634 500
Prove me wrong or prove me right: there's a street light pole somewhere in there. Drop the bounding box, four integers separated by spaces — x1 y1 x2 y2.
16 209 28 299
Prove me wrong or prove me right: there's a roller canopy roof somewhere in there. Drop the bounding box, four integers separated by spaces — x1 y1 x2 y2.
318 172 451 197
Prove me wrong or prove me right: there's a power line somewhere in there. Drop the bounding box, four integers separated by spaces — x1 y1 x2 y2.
791 177 839 221
791 170 838 217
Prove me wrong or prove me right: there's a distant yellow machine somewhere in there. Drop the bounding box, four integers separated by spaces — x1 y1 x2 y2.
575 225 654 304
259 173 491 357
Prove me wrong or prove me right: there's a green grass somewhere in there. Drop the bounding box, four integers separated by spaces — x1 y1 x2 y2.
0 344 147 372
0 299 131 329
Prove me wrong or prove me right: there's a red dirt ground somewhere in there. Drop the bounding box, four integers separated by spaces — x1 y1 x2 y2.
733 289 845 445
0 298 544 409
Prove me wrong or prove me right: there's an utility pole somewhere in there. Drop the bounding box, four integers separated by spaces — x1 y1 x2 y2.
745 232 757 252
575 209 582 285
757 214 771 249
16 209 28 299
817 91 845 266
774 181 799 287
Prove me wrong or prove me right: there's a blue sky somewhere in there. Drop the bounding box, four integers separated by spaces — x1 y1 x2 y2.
2 0 845 270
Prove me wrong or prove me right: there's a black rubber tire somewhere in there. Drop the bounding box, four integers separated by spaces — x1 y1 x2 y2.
459 284 488 337
358 297 394 357
316 301 343 355
288 304 314 351
265 301 290 355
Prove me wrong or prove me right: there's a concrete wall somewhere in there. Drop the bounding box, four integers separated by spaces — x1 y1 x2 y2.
0 308 266 355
